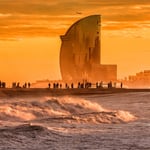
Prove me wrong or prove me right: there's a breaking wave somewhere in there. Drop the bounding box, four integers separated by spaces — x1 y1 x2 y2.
0 96 136 124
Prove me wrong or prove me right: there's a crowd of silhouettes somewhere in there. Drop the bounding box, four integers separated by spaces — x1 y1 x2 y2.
12 82 31 88
51 83 62 89
47 81 123 89
77 82 92 88
0 80 123 89
108 81 113 88
121 82 123 88
0 81 6 88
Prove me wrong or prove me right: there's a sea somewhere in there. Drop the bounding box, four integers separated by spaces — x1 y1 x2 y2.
0 92 149 150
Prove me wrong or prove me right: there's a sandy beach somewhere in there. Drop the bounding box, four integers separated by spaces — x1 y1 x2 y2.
0 87 150 98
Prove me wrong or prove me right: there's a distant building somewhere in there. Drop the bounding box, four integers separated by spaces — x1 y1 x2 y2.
125 70 150 88
60 15 117 82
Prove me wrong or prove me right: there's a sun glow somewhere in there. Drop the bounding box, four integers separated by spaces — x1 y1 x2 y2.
0 0 150 84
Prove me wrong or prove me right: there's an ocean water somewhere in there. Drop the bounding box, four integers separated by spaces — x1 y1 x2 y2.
0 92 149 150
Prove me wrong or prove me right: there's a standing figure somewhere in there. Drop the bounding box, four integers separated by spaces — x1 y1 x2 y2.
114 82 116 88
100 81 103 88
28 82 31 88
65 83 68 89
121 82 123 88
96 82 99 88
24 82 27 88
48 83 51 88
71 83 74 89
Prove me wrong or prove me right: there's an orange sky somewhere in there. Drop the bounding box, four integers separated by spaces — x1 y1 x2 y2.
0 0 150 86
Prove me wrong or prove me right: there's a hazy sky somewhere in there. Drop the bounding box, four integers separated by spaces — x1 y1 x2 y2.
0 0 150 85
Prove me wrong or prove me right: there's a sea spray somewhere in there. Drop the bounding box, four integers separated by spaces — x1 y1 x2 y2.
0 96 136 123
0 92 149 150
0 105 35 121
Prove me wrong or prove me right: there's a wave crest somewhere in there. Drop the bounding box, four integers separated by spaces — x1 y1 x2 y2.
0 96 136 123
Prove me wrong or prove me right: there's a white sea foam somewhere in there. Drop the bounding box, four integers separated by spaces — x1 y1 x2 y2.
0 96 136 123
0 92 149 150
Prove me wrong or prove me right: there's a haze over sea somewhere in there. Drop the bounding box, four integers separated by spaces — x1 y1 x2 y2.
0 90 149 150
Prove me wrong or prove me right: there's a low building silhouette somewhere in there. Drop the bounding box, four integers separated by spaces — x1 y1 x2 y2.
124 70 150 88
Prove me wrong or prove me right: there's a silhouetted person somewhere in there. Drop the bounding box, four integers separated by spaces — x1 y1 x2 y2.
71 83 74 89
121 82 123 88
96 82 98 88
114 82 116 88
12 82 16 88
100 81 103 88
81 83 84 88
108 82 110 88
89 82 92 88
53 83 55 89
28 82 31 88
107 82 109 88
2 82 6 88
110 81 112 88
65 83 68 89
56 83 59 88
60 84 62 88
48 83 51 88
24 82 27 88
78 82 80 88
108 81 112 88
85 82 88 88
17 82 20 88
0 81 1 88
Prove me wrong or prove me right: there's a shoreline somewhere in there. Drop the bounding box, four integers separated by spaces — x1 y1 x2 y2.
0 88 149 98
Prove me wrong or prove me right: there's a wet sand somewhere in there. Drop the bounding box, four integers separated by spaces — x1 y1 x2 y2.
0 88 150 98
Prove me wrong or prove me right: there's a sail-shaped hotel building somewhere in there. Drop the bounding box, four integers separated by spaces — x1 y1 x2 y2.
60 15 117 82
